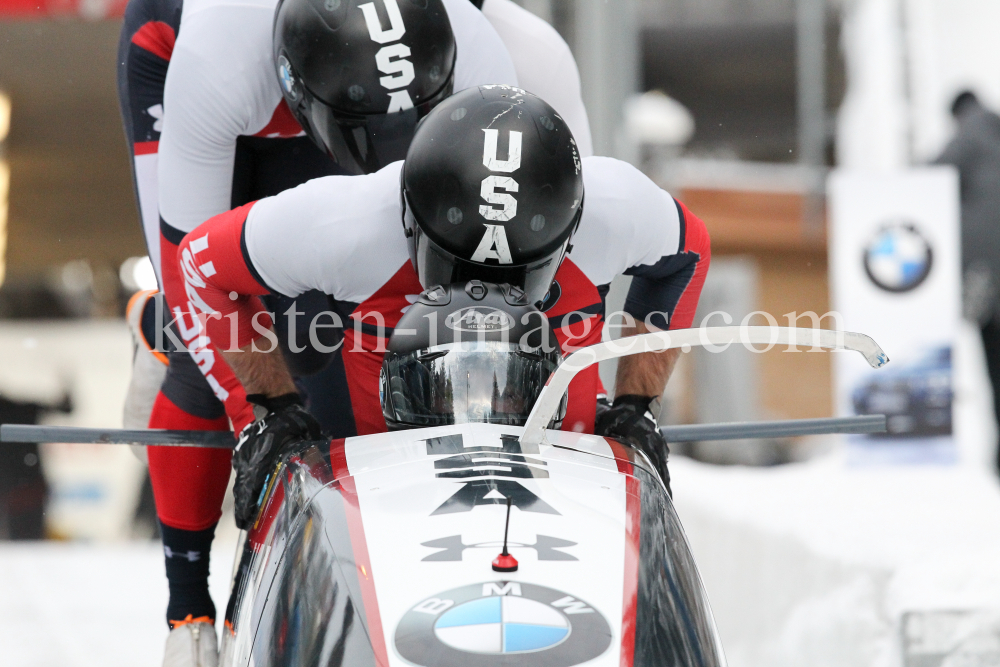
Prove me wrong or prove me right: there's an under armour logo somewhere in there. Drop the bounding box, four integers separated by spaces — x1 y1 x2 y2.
163 547 201 562
147 104 163 133
421 534 577 562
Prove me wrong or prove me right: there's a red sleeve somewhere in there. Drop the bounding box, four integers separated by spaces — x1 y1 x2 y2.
162 202 272 432
174 202 272 350
667 201 711 330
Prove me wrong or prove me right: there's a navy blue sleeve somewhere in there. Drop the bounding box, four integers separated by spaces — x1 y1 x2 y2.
622 199 711 330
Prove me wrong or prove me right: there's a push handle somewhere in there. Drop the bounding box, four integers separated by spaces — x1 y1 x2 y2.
519 326 889 447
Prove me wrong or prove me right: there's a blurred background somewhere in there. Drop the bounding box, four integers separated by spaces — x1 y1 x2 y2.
1 0 1000 665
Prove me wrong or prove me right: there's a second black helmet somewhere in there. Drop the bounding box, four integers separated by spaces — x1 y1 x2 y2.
402 85 584 305
274 0 456 174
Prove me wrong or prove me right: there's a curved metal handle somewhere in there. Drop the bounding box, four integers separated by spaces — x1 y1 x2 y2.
519 326 889 447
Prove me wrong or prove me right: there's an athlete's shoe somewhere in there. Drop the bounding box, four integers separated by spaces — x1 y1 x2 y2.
218 620 235 666
124 290 169 463
163 616 218 667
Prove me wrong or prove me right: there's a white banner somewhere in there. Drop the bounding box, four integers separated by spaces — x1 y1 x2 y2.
828 167 961 463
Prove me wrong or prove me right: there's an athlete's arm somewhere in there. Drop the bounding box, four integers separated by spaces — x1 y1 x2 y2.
614 323 681 397
611 207 707 394
158 7 276 240
165 203 290 431
223 341 298 399
156 4 282 318
572 157 711 397
168 165 407 429
615 198 709 396
621 198 710 331
158 43 241 241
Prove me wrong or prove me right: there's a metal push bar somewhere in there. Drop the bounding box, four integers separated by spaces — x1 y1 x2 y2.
0 424 235 448
660 414 886 442
1 414 887 447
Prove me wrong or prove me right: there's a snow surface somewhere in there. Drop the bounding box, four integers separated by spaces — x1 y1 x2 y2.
0 538 238 667
1 459 996 667
671 456 1000 667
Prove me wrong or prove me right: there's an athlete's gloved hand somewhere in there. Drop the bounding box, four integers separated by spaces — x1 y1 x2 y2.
232 393 321 530
595 395 671 496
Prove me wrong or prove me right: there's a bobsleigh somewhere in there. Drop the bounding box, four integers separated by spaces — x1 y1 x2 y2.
217 327 889 667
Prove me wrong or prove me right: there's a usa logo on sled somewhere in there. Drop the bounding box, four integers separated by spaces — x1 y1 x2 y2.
394 582 612 666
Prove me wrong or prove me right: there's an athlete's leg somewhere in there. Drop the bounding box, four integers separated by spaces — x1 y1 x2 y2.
148 353 231 627
153 227 243 629
124 290 169 434
118 0 232 636
295 352 357 437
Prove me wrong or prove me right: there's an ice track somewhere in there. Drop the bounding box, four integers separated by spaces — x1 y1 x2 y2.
0 538 237 667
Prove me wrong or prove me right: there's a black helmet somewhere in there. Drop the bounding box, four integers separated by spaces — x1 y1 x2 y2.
380 281 567 430
401 85 584 305
273 0 457 175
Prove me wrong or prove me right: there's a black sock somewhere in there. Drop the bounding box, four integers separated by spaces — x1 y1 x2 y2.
160 521 217 629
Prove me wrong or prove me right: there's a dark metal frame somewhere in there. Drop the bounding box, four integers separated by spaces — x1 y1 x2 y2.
1 414 886 448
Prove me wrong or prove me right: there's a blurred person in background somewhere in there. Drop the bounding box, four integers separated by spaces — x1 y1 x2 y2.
935 90 1000 474
0 394 72 540
117 0 592 663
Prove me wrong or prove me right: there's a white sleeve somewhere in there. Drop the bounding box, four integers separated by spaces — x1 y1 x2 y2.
442 0 518 91
568 157 681 286
245 162 410 303
480 0 593 157
131 153 163 283
158 6 278 235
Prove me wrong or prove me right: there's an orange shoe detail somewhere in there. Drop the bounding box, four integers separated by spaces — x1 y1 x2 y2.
168 614 215 630
126 289 169 365
126 289 158 321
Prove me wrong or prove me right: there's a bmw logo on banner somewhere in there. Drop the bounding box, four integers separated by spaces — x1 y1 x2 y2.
394 581 612 666
829 168 960 463
863 223 933 293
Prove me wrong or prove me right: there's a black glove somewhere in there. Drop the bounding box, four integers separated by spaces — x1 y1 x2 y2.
232 393 321 529
595 395 671 495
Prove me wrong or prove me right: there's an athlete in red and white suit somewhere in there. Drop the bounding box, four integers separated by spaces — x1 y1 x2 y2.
116 0 592 646
117 0 520 639
118 0 590 527
153 0 519 435
165 153 710 519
